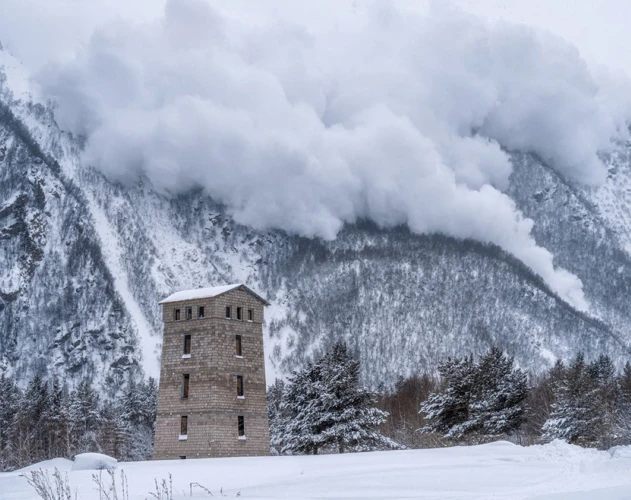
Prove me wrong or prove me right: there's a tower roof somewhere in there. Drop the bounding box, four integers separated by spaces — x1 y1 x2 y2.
158 283 270 305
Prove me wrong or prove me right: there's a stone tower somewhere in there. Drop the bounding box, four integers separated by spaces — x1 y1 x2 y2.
153 284 270 459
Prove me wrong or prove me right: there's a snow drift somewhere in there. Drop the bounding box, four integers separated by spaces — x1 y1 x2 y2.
3 441 631 499
71 453 118 471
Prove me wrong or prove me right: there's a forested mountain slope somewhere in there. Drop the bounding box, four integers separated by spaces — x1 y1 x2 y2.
1 54 631 392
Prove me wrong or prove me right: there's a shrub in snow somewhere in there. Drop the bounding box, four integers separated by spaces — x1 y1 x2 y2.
20 468 77 500
71 453 117 471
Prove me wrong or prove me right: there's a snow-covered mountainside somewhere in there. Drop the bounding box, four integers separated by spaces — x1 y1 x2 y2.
2 49 631 391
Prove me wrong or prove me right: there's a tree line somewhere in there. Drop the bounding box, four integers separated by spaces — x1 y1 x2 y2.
0 373 157 471
377 348 631 449
2 344 631 471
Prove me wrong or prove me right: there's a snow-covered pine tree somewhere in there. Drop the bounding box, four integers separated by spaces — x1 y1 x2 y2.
141 376 159 456
523 359 565 440
10 374 51 466
104 375 157 461
143 377 159 431
281 342 400 455
419 355 476 440
117 376 140 459
267 378 287 455
420 348 528 442
99 402 124 459
68 379 101 454
471 347 528 437
124 376 157 460
312 342 400 453
43 379 70 460
617 362 631 444
0 372 20 469
542 353 602 446
588 354 619 447
281 360 325 455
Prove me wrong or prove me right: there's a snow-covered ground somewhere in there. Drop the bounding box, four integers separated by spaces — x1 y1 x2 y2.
2 441 631 500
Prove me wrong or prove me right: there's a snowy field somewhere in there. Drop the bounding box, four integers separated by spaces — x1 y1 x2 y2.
2 441 631 500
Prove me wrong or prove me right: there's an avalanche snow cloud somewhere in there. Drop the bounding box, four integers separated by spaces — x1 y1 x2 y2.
34 0 631 310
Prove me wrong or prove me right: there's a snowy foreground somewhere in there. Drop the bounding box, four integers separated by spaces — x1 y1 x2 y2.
2 441 631 500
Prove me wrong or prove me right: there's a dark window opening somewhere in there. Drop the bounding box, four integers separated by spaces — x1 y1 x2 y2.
186 307 193 320
237 307 243 321
180 416 188 436
248 309 253 321
235 335 242 356
174 309 181 321
225 306 231 319
183 335 191 355
238 415 245 437
179 456 186 460
182 374 190 398
198 306 204 319
237 375 244 397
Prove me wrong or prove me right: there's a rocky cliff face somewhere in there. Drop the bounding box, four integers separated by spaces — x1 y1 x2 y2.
0 100 141 390
1 52 631 392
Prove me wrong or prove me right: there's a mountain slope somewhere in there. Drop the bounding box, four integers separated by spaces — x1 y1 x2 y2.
0 101 142 387
1 56 631 391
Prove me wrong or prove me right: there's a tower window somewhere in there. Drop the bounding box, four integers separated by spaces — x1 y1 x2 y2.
182 374 190 398
236 375 244 398
237 307 243 320
183 335 191 356
237 415 245 438
198 306 204 319
225 306 231 319
186 307 193 320
174 309 181 321
248 309 253 321
180 416 188 436
235 335 242 357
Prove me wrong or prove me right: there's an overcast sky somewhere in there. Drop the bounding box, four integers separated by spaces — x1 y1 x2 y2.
3 0 631 75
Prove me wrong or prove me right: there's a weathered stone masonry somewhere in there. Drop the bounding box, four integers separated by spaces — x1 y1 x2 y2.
153 284 270 459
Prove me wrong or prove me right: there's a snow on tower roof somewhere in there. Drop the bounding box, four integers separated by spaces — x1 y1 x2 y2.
158 283 269 305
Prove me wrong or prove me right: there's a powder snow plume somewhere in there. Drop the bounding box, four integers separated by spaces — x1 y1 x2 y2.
11 0 631 310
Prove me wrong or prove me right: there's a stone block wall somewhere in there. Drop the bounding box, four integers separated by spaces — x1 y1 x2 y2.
153 288 270 459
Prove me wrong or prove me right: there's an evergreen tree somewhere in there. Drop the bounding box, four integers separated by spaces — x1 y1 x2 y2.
617 362 631 444
11 374 50 466
68 379 101 454
0 372 20 469
281 342 400 454
0 372 158 470
523 359 565 441
419 355 476 440
420 348 528 442
143 377 159 430
115 376 158 460
471 348 528 437
542 353 603 446
311 342 399 453
267 378 287 454
281 361 324 454
43 379 70 460
589 355 619 447
99 375 160 461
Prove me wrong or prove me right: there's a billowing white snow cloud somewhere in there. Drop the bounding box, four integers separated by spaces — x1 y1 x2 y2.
31 0 631 309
